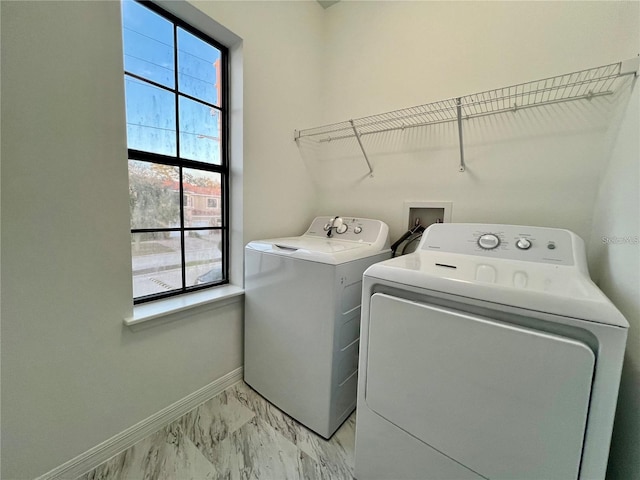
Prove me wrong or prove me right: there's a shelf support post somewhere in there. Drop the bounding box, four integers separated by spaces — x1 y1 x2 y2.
456 98 466 172
349 120 374 177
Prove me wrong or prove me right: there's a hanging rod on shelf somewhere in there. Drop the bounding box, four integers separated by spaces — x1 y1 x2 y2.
294 57 639 173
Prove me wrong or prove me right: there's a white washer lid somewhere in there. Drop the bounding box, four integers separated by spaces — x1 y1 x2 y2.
246 235 387 265
364 252 629 328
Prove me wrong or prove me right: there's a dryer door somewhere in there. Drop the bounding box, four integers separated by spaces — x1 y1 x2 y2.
365 293 595 480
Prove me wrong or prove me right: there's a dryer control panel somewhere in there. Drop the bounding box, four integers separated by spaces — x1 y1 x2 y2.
419 223 577 266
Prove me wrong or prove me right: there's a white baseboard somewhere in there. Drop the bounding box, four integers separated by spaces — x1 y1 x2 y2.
37 367 244 480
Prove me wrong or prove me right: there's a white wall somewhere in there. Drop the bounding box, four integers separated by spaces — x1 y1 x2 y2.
0 1 323 478
190 0 324 242
304 1 639 245
589 82 640 480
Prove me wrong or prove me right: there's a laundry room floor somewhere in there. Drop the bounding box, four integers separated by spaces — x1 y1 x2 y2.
79 381 355 480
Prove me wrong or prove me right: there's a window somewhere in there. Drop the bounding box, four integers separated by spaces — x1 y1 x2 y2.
122 0 228 303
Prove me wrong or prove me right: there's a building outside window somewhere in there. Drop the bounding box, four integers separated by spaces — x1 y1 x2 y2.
122 0 229 303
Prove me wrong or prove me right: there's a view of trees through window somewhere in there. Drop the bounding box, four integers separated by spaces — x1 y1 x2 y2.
122 0 228 302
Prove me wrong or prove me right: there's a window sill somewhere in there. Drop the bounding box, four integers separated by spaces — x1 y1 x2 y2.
124 285 244 330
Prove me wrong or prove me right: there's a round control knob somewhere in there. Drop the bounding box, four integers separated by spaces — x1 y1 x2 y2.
336 224 348 234
516 238 532 250
323 223 332 231
354 226 362 234
478 233 500 250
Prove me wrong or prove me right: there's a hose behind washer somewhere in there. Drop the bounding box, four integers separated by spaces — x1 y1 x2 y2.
391 223 425 257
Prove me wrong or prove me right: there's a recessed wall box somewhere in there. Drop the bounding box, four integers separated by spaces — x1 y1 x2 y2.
403 201 452 229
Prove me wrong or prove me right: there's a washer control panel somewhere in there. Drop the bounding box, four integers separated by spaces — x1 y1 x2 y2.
305 216 387 244
420 223 576 265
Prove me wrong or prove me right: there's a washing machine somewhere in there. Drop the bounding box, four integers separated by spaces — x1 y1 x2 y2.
244 216 390 438
355 223 628 480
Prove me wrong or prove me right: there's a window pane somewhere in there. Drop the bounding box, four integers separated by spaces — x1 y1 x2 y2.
182 169 222 227
186 230 223 287
121 0 175 87
178 27 221 106
129 161 180 229
125 76 177 156
131 232 183 298
179 96 221 164
122 1 228 302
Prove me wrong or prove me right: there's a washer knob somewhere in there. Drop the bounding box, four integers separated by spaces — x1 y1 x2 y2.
516 238 532 250
478 233 500 250
336 224 348 234
323 223 332 231
354 226 362 234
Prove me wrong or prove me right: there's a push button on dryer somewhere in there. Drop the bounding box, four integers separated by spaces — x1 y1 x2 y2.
476 264 497 283
513 271 528 288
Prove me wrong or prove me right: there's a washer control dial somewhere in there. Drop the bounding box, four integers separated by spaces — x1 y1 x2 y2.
354 226 362 234
478 233 500 250
336 224 348 234
516 238 532 250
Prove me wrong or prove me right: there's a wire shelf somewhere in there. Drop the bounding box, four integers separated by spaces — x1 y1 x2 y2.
295 60 637 145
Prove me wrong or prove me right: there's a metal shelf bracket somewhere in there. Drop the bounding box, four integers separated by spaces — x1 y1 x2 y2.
349 120 374 177
456 98 466 173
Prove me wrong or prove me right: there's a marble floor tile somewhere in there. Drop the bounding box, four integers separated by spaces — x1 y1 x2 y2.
79 382 355 480
80 423 216 480
231 382 303 446
210 415 302 480
289 413 355 479
177 387 256 456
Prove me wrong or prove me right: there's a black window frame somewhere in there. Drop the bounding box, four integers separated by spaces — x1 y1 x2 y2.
124 0 230 304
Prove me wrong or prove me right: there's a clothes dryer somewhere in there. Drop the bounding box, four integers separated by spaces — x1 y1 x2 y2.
245 216 390 438
355 223 628 480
